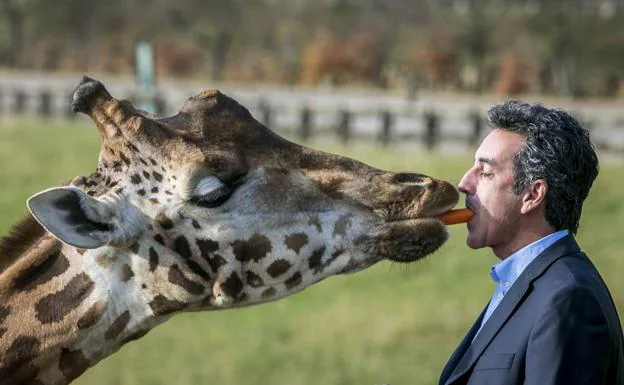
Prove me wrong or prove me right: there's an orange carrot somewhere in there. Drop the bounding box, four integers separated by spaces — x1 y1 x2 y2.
437 208 474 225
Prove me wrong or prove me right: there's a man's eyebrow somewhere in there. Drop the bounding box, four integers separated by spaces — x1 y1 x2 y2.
476 157 497 166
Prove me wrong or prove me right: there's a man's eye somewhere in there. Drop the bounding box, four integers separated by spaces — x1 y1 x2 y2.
191 185 234 208
480 172 493 178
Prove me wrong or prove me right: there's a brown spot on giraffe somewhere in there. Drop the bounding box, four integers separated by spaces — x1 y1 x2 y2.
0 336 40 381
284 232 309 254
77 300 108 329
261 287 277 298
232 233 272 262
149 295 185 316
126 142 139 153
284 272 302 290
246 271 264 287
128 242 140 254
221 271 243 300
130 174 141 184
104 311 131 341
59 348 91 382
208 254 227 274
267 259 292 278
95 254 114 269
120 264 134 282
174 236 210 280
153 234 165 246
308 246 326 274
35 273 95 324
148 247 159 272
155 213 174 230
119 152 131 167
11 249 69 292
333 215 351 238
197 238 219 259
168 265 205 295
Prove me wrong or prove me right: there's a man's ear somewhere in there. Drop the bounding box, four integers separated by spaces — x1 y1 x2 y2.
27 187 113 249
520 179 548 215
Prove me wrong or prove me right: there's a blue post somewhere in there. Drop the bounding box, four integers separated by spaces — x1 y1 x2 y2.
135 41 156 113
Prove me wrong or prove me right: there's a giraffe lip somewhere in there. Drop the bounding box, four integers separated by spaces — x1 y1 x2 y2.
386 203 458 223
376 218 449 263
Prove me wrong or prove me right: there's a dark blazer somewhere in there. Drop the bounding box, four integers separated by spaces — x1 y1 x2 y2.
439 235 624 385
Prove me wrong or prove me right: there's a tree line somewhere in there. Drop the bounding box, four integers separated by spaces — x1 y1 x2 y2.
0 0 623 98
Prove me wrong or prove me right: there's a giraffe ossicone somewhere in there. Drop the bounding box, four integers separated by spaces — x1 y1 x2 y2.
0 76 459 384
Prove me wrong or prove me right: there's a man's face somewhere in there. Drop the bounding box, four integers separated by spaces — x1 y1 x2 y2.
458 129 526 257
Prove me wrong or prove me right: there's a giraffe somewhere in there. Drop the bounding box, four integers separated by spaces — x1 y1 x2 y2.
0 77 459 385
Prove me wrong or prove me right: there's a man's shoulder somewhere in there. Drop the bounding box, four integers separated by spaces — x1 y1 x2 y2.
533 251 606 296
532 251 617 314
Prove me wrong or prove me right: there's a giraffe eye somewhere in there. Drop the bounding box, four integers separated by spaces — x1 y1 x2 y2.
191 176 234 208
192 186 234 208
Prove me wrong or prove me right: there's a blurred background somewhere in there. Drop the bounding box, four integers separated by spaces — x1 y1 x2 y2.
1 0 624 384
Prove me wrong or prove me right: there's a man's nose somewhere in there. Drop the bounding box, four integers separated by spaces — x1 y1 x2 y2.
457 170 473 195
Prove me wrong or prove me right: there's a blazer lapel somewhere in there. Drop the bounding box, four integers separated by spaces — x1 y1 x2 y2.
443 235 581 385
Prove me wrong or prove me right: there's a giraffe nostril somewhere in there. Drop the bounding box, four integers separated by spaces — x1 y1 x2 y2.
392 173 428 185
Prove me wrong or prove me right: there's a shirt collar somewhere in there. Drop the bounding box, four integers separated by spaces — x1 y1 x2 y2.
490 230 569 286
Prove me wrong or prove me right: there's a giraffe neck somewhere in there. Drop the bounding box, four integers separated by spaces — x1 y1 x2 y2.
0 222 166 385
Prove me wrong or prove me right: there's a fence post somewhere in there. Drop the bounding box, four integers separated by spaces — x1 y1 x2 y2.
299 105 312 141
469 109 483 146
14 89 27 115
258 99 272 127
337 109 351 144
423 109 439 150
39 90 52 117
378 110 393 146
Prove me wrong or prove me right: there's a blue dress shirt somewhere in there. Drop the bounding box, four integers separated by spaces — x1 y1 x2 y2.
474 229 569 338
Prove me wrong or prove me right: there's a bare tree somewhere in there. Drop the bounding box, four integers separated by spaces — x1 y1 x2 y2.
0 0 26 68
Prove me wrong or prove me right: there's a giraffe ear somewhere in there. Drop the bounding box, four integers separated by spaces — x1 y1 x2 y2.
27 187 113 249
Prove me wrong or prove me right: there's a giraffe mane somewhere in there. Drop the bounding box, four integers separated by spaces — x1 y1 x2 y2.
0 213 47 273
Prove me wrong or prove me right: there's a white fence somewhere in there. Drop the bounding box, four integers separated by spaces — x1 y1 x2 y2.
0 73 623 153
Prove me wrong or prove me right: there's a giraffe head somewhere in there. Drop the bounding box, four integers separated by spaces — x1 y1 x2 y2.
27 77 459 312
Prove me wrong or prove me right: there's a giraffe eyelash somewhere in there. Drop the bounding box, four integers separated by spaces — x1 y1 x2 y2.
190 176 237 208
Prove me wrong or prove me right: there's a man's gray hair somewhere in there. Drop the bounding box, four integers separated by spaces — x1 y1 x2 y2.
487 101 599 234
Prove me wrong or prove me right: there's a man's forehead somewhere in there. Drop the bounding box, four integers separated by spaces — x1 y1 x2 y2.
475 129 525 166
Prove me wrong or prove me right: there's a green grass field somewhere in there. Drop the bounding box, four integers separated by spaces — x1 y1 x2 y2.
1 118 623 385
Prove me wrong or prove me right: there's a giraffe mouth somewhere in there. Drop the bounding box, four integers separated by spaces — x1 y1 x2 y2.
384 202 458 224
370 202 455 263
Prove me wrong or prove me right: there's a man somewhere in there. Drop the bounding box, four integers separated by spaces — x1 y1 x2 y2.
439 101 624 385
